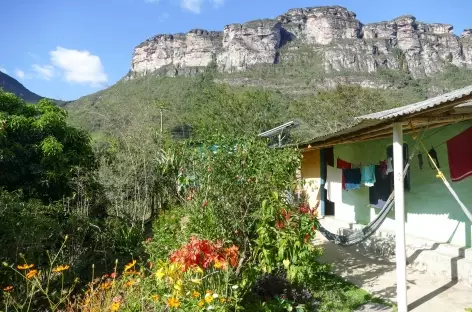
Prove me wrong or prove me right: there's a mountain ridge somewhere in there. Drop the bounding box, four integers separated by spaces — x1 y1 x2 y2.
128 6 472 79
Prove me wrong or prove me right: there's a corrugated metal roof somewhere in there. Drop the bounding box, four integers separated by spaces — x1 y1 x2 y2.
357 85 472 121
298 84 472 149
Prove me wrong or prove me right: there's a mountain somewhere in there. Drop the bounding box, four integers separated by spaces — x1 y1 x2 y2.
129 6 472 80
67 6 472 141
0 71 43 103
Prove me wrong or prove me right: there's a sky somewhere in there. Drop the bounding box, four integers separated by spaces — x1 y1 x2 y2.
1 0 471 101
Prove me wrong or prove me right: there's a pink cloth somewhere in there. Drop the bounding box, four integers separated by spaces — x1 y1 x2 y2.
447 126 472 182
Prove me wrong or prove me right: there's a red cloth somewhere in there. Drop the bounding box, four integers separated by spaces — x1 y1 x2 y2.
447 126 472 182
337 158 352 190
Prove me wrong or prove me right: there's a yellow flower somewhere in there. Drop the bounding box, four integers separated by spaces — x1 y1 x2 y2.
151 294 160 302
26 270 38 279
155 268 165 279
192 291 201 298
220 298 227 303
53 265 70 273
110 302 121 311
167 297 181 308
213 260 228 270
204 293 214 304
3 285 13 292
124 260 136 272
17 264 34 270
198 300 205 307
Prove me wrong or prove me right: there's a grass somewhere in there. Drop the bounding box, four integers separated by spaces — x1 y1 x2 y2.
313 273 395 312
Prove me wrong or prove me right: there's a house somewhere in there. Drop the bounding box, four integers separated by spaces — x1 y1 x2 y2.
296 85 472 312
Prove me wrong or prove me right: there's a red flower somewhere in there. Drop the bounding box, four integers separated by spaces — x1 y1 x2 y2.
275 220 285 230
304 233 310 243
111 272 118 279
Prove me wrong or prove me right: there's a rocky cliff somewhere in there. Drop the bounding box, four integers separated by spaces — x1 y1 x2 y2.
130 6 472 78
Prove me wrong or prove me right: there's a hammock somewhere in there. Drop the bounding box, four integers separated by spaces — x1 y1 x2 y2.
318 143 417 246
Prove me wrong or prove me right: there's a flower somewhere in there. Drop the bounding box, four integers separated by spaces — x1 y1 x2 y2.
124 260 136 272
110 302 120 311
53 265 70 273
111 272 118 279
124 280 136 288
213 260 228 270
231 285 239 290
212 293 218 299
198 300 205 307
204 293 214 303
101 281 114 290
17 264 34 270
167 297 181 308
113 295 123 303
193 291 201 298
26 270 38 279
3 285 13 292
151 294 160 302
220 298 227 303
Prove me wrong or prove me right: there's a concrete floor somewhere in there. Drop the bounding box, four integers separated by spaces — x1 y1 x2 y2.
316 235 472 312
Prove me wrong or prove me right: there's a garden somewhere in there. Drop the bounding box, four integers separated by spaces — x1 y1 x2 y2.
0 90 387 311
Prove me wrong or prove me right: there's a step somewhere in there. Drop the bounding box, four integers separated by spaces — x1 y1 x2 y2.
317 217 472 287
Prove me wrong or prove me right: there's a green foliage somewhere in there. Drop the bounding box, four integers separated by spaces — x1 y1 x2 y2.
0 90 95 201
252 193 328 284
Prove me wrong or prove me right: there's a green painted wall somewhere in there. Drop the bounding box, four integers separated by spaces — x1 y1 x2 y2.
333 121 472 247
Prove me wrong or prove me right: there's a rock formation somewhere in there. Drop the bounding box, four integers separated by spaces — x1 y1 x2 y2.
130 6 472 78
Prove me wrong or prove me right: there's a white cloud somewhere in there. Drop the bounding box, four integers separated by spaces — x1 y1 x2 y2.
181 0 203 13
32 64 55 80
15 69 25 79
0 67 7 74
50 46 108 87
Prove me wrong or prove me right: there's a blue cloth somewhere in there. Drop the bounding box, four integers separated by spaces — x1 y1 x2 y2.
361 165 376 187
343 168 361 190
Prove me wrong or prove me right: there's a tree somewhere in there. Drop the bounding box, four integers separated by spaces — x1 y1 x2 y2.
0 90 95 202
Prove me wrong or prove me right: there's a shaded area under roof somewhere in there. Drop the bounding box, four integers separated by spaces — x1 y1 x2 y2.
296 85 472 150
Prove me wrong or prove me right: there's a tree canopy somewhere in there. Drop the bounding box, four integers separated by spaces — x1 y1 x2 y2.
0 90 95 201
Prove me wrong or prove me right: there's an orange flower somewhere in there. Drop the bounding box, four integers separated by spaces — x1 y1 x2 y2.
167 297 181 308
124 280 136 288
192 291 201 298
124 260 136 272
26 270 38 279
3 285 13 292
53 264 70 273
101 281 113 290
213 259 228 270
17 264 34 270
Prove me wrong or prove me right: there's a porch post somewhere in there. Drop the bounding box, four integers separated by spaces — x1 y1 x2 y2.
393 123 407 312
319 148 326 217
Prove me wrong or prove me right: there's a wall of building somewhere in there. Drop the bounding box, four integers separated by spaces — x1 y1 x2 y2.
333 121 472 247
301 149 321 213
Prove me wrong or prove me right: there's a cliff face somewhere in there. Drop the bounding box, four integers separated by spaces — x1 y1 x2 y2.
130 6 472 78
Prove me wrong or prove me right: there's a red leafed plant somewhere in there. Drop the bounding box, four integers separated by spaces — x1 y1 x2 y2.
169 237 239 271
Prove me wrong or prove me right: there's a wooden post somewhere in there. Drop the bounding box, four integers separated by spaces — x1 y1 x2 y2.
393 123 408 312
319 148 326 218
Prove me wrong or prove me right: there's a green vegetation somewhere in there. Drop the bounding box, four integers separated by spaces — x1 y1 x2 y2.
0 89 392 311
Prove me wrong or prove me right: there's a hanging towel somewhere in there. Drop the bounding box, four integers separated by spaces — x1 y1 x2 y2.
361 165 376 187
369 165 393 209
337 158 352 190
447 126 472 182
344 168 361 190
325 165 343 203
379 160 387 178
429 148 440 169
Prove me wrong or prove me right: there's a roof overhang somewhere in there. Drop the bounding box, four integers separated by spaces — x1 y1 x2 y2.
294 85 472 151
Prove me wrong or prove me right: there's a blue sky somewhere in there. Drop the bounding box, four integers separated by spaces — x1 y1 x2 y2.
1 0 471 101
